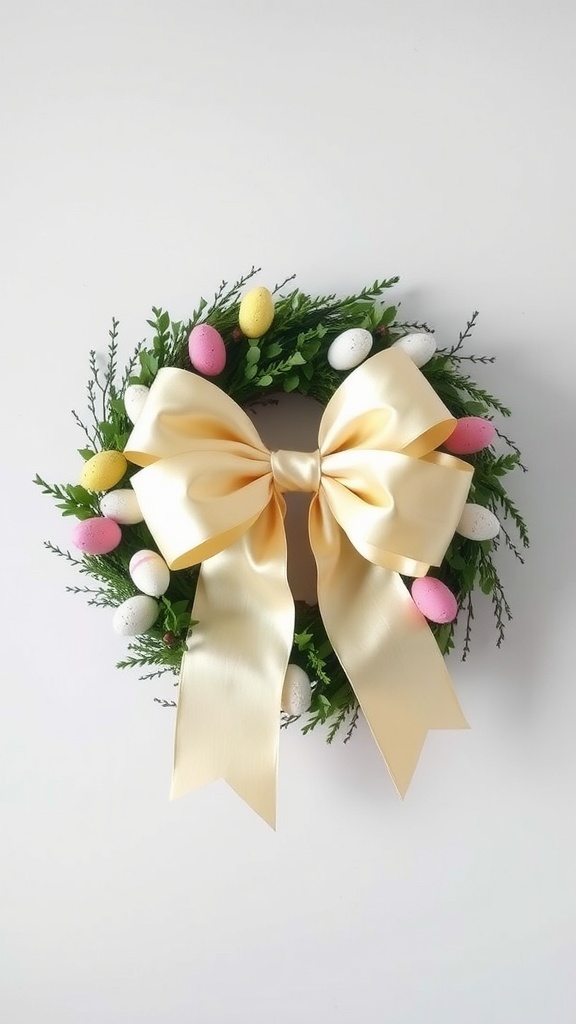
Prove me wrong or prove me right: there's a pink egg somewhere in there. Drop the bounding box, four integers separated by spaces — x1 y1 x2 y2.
188 324 227 376
411 577 458 623
444 416 496 455
71 516 122 555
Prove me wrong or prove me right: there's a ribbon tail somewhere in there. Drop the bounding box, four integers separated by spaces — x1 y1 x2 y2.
311 494 468 796
170 496 294 828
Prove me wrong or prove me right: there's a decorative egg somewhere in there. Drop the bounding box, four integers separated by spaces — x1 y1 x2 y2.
99 488 143 525
112 595 159 636
327 328 373 371
188 324 227 376
71 516 122 555
392 331 436 368
456 503 500 541
281 664 312 716
238 286 275 339
124 384 150 424
129 549 170 597
411 577 458 623
80 450 127 491
444 416 496 455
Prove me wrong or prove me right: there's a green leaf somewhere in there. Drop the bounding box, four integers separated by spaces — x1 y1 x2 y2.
464 401 489 416
109 397 126 417
60 507 94 520
256 374 273 387
78 448 95 460
98 421 116 445
283 374 300 392
244 363 258 381
294 630 313 650
245 346 261 365
290 352 306 366
461 564 477 590
434 623 454 654
446 552 467 570
302 338 321 358
113 432 130 450
67 485 93 504
265 341 282 358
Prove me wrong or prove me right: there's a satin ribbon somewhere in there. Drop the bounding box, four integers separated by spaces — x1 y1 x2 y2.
125 348 473 826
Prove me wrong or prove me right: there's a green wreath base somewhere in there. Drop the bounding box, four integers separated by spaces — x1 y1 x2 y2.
36 269 528 743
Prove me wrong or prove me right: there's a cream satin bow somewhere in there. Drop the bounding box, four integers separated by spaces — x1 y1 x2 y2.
125 347 473 827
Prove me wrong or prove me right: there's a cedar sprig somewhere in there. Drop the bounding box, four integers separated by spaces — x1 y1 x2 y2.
34 477 99 519
462 593 475 660
117 631 186 674
440 311 495 364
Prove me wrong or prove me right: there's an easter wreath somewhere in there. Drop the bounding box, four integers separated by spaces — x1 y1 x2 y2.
36 269 527 823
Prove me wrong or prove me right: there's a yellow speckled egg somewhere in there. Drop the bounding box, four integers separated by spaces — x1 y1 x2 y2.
80 450 127 492
238 286 275 338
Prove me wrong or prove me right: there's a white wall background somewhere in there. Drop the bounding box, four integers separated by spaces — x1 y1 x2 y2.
2 1 575 1021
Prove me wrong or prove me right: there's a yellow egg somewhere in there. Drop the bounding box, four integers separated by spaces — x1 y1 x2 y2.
238 286 275 338
80 450 128 491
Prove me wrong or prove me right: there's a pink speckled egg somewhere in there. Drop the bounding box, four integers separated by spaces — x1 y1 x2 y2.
411 577 458 624
71 516 122 555
188 324 227 376
444 416 496 455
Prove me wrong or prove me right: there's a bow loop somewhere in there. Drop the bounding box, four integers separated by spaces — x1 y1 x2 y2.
319 347 456 457
125 366 267 467
321 447 472 571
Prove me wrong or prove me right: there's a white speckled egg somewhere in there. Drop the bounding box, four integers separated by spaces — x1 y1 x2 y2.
124 384 150 424
456 503 500 541
112 595 159 636
281 664 312 716
129 549 170 597
392 331 436 368
99 488 143 525
327 328 373 370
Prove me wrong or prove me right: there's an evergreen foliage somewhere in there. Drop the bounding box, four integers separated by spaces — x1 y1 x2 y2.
36 272 528 742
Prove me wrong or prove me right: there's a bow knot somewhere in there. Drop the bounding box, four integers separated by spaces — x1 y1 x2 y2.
125 348 473 827
271 449 321 493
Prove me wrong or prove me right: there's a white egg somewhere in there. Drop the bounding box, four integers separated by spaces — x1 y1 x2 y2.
99 488 143 525
327 328 373 370
124 384 150 424
112 595 159 636
281 664 312 716
392 331 436 368
456 503 501 541
129 549 170 597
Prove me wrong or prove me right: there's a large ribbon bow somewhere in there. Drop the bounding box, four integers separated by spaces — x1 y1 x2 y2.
125 347 473 827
